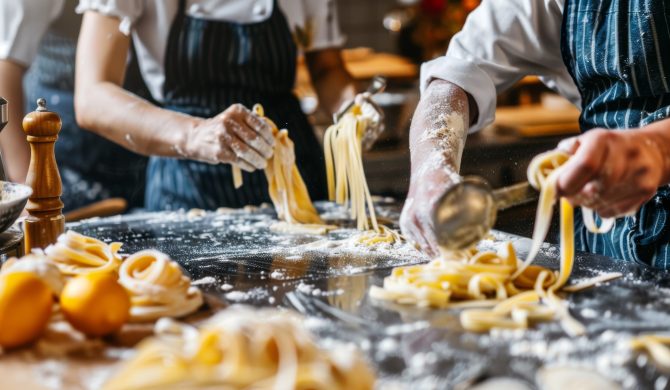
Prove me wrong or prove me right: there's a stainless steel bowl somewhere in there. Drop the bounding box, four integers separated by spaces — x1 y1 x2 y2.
0 181 32 233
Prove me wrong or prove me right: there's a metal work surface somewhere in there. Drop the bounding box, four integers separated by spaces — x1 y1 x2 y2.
70 202 670 389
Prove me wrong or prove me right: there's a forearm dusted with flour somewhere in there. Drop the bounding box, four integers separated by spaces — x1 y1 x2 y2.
400 79 476 255
409 80 473 178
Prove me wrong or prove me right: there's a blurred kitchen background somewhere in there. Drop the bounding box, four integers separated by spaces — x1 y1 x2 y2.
295 0 579 238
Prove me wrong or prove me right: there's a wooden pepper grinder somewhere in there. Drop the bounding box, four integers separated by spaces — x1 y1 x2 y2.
23 98 65 253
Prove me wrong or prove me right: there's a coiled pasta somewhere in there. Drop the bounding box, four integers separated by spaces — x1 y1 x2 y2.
118 250 203 322
42 231 122 275
103 306 375 390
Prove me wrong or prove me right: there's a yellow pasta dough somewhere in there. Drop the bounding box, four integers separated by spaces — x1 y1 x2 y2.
324 109 379 232
42 231 123 276
118 249 203 322
370 150 616 335
630 334 670 371
234 104 325 229
103 306 375 390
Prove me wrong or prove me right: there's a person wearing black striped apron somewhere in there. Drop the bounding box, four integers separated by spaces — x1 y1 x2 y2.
561 0 670 268
146 0 324 210
75 0 381 213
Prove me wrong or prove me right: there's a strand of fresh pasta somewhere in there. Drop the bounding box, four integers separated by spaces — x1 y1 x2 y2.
233 104 325 229
324 109 379 232
630 334 670 370
118 249 203 322
102 306 375 390
370 149 616 335
42 230 123 275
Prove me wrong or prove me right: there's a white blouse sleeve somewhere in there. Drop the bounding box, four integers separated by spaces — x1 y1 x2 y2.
76 0 144 35
0 0 65 65
421 0 566 132
301 0 345 51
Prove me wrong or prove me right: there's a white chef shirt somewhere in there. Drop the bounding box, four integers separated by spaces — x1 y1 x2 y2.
421 0 581 133
0 0 65 65
76 0 345 103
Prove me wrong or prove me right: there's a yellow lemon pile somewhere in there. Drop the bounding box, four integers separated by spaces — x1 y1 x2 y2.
0 230 203 349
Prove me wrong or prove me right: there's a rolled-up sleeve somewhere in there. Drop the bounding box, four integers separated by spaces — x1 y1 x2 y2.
76 0 143 35
0 0 65 65
302 0 345 51
421 0 565 132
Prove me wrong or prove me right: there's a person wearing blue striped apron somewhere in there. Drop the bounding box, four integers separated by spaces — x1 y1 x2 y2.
400 0 670 267
75 0 382 213
560 0 670 268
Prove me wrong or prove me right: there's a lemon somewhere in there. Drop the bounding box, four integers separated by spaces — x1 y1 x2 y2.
0 272 53 348
60 272 130 337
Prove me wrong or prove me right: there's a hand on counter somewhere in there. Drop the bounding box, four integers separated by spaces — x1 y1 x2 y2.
400 152 462 257
399 80 472 256
556 124 670 218
182 104 275 170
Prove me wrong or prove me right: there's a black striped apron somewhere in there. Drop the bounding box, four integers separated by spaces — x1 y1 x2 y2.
561 0 670 268
145 0 326 211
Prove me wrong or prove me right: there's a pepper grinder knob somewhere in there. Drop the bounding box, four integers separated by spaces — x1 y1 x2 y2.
22 98 64 253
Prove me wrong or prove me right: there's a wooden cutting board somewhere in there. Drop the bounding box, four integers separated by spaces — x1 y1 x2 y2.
494 104 581 137
344 51 418 80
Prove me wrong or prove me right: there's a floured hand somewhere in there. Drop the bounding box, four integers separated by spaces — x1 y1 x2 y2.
557 129 668 218
400 153 462 257
181 104 275 170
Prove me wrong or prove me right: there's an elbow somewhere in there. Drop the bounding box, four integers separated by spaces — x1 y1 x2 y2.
74 85 95 130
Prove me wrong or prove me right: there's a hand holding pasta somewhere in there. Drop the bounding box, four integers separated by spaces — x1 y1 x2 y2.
556 128 669 218
182 103 274 170
354 92 385 151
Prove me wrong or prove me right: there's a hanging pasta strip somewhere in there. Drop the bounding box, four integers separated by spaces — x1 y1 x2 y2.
233 104 323 226
324 110 379 232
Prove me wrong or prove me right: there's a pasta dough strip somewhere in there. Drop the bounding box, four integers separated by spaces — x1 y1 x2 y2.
102 307 375 390
324 109 379 232
630 334 670 371
42 230 122 276
370 149 618 335
118 249 203 322
233 104 326 229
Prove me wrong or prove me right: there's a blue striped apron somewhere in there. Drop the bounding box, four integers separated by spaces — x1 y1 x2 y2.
562 0 670 268
145 0 326 211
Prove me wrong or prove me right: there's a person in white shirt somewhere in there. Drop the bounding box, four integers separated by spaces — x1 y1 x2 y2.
400 0 670 268
0 0 148 211
74 0 382 211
